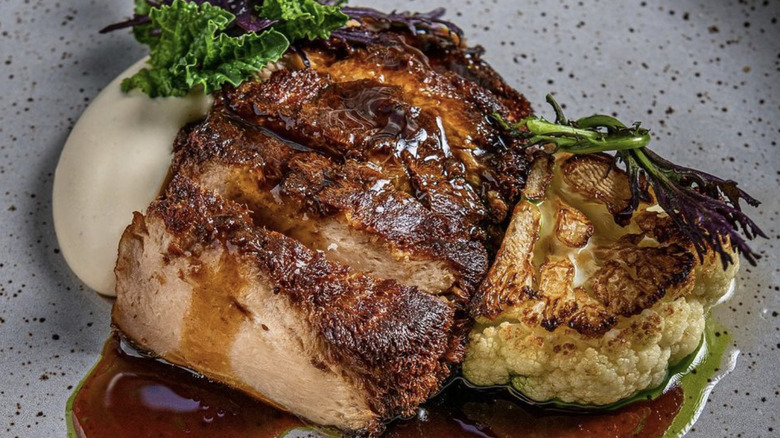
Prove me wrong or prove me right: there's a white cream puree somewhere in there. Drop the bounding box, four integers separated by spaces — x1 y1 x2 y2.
53 58 212 296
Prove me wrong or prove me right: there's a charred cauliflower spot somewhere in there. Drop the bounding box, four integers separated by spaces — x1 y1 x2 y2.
465 153 737 406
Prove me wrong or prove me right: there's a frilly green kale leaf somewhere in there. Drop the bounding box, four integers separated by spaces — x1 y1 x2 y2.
258 0 349 41
114 0 347 97
120 0 288 97
128 0 157 45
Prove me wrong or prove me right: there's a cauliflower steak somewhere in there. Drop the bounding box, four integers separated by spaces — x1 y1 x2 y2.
464 153 738 406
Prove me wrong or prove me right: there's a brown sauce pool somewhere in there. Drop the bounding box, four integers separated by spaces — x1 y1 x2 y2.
70 334 682 438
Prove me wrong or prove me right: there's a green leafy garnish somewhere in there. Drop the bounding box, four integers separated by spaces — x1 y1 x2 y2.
495 94 766 268
259 0 349 41
113 0 348 97
121 1 287 97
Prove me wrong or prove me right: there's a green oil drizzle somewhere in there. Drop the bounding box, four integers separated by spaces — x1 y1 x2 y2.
65 353 102 438
65 378 79 437
662 317 735 438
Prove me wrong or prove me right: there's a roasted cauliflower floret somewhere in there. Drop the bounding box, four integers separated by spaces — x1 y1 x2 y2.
464 153 737 406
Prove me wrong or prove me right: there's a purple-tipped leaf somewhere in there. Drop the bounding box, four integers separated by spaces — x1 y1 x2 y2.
340 6 463 39
619 148 766 268
101 0 275 34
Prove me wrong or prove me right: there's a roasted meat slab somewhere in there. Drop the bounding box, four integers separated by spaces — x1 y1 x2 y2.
113 27 536 436
114 176 463 433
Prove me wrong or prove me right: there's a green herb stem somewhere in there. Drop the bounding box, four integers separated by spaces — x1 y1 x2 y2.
517 115 651 154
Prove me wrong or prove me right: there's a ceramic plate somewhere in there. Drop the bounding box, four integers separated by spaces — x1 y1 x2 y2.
0 0 777 436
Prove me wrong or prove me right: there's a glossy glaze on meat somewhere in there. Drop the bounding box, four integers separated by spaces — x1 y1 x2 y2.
114 26 537 436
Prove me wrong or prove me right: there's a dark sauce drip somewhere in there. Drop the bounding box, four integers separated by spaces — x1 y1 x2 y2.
70 334 303 438
71 334 683 438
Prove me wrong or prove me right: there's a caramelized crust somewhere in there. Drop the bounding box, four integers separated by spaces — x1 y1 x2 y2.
115 176 464 434
554 200 594 248
172 109 488 296
225 69 488 232
472 201 540 316
302 38 535 223
559 154 642 225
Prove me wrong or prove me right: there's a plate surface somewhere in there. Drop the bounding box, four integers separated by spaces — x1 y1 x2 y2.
0 0 777 436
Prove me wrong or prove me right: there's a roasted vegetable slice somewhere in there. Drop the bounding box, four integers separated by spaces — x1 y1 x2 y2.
465 154 738 405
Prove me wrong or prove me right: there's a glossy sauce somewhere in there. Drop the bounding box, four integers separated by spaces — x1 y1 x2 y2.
69 334 304 438
69 334 685 438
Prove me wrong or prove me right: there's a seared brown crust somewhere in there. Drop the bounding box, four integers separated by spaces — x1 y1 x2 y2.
300 39 535 224
224 69 489 233
425 44 532 121
150 175 463 427
171 109 488 295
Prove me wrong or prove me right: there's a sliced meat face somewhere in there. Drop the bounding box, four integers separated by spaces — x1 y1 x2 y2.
171 109 487 296
114 176 464 435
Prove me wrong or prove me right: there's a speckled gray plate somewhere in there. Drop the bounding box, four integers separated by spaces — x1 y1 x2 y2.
0 0 777 436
